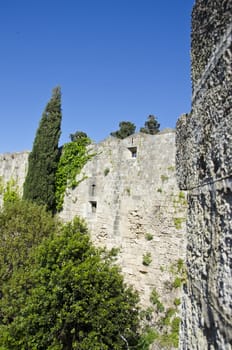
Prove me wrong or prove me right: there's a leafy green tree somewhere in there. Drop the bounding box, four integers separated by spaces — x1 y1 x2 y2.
70 130 88 142
111 121 136 139
23 86 62 212
0 218 141 349
0 200 57 286
140 115 160 135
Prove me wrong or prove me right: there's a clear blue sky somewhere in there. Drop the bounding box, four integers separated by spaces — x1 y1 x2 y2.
0 0 194 153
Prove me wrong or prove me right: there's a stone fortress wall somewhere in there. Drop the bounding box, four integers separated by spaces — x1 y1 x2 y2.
176 0 232 349
0 130 186 308
0 152 29 207
60 130 186 306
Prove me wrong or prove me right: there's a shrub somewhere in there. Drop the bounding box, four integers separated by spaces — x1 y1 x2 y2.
104 167 110 176
142 252 152 266
145 233 153 241
0 218 141 349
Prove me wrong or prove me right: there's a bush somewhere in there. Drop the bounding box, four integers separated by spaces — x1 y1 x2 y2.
0 217 141 349
145 233 153 241
142 252 152 266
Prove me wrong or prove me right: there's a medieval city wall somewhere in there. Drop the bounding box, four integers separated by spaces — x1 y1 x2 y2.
60 131 186 306
0 131 186 308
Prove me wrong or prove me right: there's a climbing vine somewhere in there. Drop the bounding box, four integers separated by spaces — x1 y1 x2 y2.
55 137 93 211
138 259 186 349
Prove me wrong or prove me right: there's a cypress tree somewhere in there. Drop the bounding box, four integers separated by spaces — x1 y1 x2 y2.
23 86 62 212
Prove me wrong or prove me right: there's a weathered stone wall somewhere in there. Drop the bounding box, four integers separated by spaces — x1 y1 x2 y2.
60 131 186 307
0 152 29 207
176 0 232 349
0 131 186 310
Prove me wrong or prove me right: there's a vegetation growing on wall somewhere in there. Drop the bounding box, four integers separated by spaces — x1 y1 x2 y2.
142 252 152 266
138 259 186 349
23 86 62 212
55 136 93 211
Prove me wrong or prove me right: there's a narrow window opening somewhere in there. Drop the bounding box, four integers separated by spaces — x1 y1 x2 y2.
128 147 137 158
90 201 97 213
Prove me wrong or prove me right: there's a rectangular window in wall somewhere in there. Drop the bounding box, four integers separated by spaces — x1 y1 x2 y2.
89 201 97 213
128 147 137 158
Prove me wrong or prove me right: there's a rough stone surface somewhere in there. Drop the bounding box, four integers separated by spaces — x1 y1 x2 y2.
176 0 232 349
60 131 186 307
0 152 29 206
0 131 186 310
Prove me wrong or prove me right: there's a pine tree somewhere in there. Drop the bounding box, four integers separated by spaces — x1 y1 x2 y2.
140 115 160 135
110 121 136 139
23 86 62 212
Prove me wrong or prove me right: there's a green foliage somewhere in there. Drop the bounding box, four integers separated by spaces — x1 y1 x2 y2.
0 217 141 350
173 277 182 289
0 199 57 286
174 298 181 306
142 252 152 266
140 115 160 135
158 317 180 348
176 258 184 273
126 187 131 195
157 187 162 193
169 258 186 290
173 217 185 229
70 130 88 141
140 307 154 322
178 191 185 200
139 260 184 349
145 232 153 241
169 258 185 275
3 179 20 205
167 165 175 172
111 121 136 139
160 308 176 326
150 288 164 313
55 137 92 211
104 168 110 176
23 86 62 212
137 327 159 350
173 191 187 208
0 176 4 194
161 174 169 182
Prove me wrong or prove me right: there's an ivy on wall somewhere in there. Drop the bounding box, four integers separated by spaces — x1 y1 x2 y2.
55 137 94 211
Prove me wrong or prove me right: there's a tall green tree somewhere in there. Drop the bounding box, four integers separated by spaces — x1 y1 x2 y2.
111 121 136 139
140 115 160 135
23 86 62 212
0 217 141 350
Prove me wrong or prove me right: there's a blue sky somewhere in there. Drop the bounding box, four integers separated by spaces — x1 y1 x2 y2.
0 0 194 153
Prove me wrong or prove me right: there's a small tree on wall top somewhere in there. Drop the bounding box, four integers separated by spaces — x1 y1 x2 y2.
23 86 62 212
70 130 88 142
110 121 136 139
140 115 160 135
